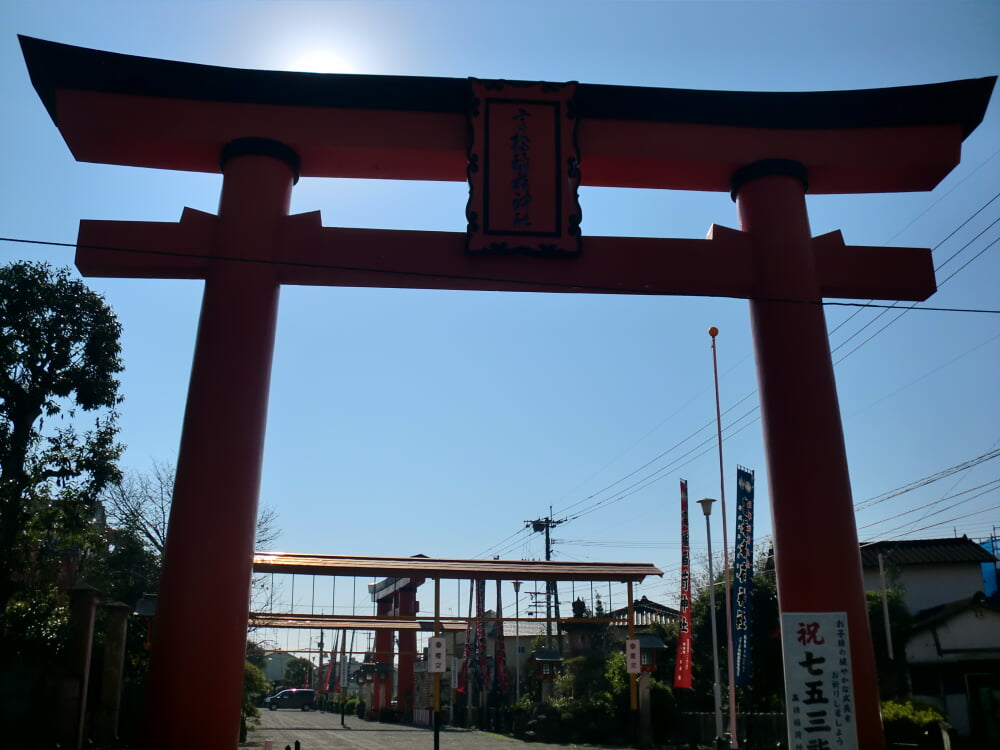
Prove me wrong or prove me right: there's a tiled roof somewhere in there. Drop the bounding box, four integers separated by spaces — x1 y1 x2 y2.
859 536 997 568
911 591 1000 629
501 619 549 639
607 595 681 620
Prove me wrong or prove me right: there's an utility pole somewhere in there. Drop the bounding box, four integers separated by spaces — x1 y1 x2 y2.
317 630 325 695
525 508 566 651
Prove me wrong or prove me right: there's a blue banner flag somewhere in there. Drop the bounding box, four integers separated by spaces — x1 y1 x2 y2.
732 466 755 686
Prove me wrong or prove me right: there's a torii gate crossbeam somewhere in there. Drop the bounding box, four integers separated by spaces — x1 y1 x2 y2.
19 35 995 750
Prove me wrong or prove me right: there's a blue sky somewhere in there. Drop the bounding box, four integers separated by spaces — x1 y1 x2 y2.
2 1 998 654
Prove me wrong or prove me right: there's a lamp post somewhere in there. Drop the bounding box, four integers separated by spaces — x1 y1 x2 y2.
698 497 725 747
513 580 522 703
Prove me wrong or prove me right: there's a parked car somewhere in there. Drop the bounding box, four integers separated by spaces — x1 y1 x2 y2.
264 688 316 711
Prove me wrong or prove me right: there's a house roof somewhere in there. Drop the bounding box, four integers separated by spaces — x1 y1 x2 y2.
910 591 1000 631
636 633 668 650
859 536 997 568
502 619 550 639
607 595 681 620
530 648 562 663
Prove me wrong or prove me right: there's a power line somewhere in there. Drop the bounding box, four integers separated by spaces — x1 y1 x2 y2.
853 448 1000 512
2 235 998 314
858 479 1000 532
865 502 1000 543
828 190 1000 357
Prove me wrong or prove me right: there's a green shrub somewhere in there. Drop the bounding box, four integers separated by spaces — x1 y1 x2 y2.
649 677 678 744
882 698 947 747
882 698 946 727
342 695 359 715
241 661 269 741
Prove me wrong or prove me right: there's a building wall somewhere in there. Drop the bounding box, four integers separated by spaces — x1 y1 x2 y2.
906 608 1000 663
863 563 985 613
905 606 1000 740
263 651 294 683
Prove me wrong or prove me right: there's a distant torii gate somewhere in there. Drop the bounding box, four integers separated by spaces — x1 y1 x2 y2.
368 569 425 721
249 553 662 740
19 35 994 750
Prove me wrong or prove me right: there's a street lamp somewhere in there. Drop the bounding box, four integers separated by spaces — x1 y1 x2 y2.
512 580 522 703
697 497 725 746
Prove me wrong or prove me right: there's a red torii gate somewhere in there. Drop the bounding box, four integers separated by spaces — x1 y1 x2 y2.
19 35 994 750
368 570 425 721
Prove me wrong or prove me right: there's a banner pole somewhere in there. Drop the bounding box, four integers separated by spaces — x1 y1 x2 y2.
710 327 739 748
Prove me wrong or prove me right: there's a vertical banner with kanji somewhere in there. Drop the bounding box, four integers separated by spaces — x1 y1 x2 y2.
780 612 858 750
458 580 474 693
475 578 488 690
466 78 581 256
732 466 755 686
322 631 338 693
494 579 508 692
338 629 348 695
674 479 693 689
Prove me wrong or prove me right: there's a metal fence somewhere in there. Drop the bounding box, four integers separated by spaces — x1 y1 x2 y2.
677 712 787 750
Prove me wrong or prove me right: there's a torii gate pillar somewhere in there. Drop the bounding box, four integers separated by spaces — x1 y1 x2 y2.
144 147 292 745
370 574 423 721
735 162 880 742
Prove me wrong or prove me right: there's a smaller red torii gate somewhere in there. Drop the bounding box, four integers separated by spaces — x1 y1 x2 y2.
19 35 995 750
368 569 425 720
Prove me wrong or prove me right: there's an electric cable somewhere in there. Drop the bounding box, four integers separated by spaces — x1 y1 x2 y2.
2 235 998 314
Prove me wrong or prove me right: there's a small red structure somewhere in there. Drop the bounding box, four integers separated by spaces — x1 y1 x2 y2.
19 35 994 750
369 571 424 721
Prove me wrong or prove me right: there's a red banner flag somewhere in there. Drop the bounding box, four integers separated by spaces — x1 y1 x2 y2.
320 631 338 693
475 579 488 689
674 480 693 688
458 579 474 693
494 579 508 692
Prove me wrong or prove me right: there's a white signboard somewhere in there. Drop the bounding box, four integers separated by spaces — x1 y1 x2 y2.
780 612 858 750
625 638 641 674
427 636 447 673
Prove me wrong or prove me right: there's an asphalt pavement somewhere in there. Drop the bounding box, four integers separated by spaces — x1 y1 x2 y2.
241 710 630 750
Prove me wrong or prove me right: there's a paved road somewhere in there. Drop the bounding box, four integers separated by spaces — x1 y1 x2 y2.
241 710 629 750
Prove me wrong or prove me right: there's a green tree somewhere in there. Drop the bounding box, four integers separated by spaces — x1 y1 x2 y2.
246 639 268 670
0 261 123 625
284 655 314 687
687 551 783 712
0 262 124 743
866 587 912 700
241 660 270 741
102 461 281 611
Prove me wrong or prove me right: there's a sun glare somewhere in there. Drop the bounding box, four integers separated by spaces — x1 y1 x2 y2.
288 48 357 74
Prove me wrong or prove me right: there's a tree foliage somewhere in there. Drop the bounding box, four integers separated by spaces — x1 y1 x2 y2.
686 550 783 712
102 460 281 616
283 655 314 687
241 660 269 741
0 261 124 624
246 640 268 670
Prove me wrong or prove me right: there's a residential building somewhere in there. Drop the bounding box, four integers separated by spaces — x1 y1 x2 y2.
861 536 1000 744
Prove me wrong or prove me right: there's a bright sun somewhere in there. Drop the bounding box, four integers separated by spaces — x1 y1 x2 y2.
288 48 357 74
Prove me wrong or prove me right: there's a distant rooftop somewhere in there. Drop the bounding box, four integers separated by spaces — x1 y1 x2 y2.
859 536 997 568
608 595 680 625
